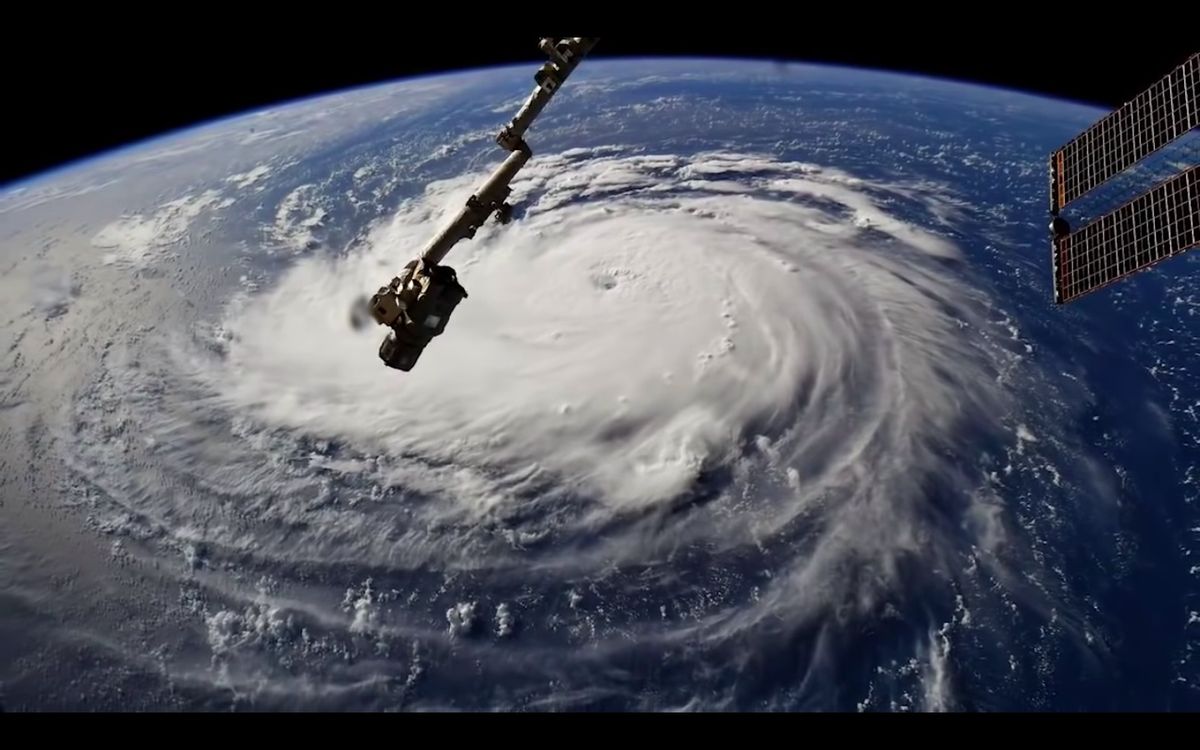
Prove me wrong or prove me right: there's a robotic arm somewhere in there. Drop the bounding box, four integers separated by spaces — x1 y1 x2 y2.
361 37 600 371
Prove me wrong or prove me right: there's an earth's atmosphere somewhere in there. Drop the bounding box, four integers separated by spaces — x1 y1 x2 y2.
1 59 1198 711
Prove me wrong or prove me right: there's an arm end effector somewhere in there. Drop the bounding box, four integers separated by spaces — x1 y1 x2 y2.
369 258 469 371
496 37 599 152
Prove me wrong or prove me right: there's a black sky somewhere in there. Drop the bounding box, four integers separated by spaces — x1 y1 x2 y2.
4 20 1195 187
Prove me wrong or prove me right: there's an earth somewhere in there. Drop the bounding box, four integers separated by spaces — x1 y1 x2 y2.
1 59 1198 712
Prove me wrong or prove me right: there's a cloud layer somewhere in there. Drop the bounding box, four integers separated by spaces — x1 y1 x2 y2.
64 148 1076 709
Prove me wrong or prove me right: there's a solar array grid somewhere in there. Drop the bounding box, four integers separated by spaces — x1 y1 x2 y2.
1052 53 1198 212
1054 166 1199 302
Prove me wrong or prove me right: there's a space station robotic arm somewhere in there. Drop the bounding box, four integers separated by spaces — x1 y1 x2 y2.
362 37 599 371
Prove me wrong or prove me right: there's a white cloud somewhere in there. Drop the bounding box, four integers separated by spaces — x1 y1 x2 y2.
91 189 223 267
270 184 327 253
28 263 78 318
225 164 272 189
495 603 514 637
344 578 380 635
447 601 477 637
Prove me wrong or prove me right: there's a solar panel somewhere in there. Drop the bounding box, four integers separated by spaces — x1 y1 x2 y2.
1050 53 1199 213
1052 165 1199 303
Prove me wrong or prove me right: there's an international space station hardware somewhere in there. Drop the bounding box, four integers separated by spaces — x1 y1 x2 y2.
362 37 599 371
1049 52 1199 304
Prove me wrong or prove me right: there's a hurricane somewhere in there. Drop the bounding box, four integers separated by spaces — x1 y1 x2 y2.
53 146 1114 711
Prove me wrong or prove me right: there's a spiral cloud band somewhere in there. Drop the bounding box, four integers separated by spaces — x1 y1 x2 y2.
66 148 1075 709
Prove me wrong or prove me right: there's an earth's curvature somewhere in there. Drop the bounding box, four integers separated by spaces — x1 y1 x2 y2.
1 58 1197 711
